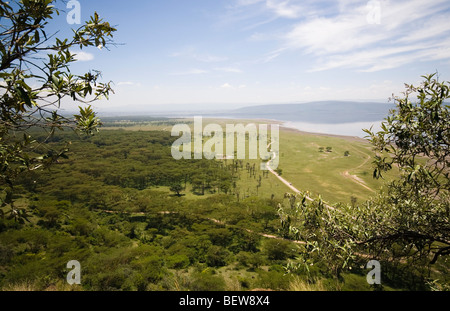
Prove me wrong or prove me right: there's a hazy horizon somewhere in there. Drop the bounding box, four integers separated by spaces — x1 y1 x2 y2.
51 0 450 113
87 100 394 137
73 99 391 116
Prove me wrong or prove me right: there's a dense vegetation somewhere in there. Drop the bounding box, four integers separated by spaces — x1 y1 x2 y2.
1 126 446 291
0 1 448 292
0 129 293 291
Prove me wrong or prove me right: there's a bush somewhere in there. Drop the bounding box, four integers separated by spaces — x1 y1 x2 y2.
190 271 226 291
208 228 233 247
140 255 166 283
263 239 297 261
206 246 231 267
94 268 129 291
166 254 190 269
68 218 95 236
236 251 251 267
236 251 264 270
0 244 13 264
256 270 292 290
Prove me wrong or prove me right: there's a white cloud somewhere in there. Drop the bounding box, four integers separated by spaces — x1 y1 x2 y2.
221 0 309 31
71 51 94 62
219 83 247 89
228 0 450 71
281 0 450 72
255 47 287 63
266 0 302 18
233 0 305 18
221 83 233 88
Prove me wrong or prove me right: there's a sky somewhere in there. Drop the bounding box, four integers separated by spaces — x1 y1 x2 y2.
52 0 450 112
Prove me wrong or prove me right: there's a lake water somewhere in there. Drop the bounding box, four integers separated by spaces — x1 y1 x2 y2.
202 115 384 138
164 112 385 139
281 120 383 138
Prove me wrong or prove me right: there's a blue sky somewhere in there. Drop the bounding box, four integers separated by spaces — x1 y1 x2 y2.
53 0 450 112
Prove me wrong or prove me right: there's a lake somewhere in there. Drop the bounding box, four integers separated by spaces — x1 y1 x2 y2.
281 120 383 138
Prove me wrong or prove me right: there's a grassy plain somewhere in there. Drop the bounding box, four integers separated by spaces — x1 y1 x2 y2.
105 117 397 205
0 118 419 292
276 127 398 204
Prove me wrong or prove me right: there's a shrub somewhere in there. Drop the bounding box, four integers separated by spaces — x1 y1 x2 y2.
206 246 231 267
256 270 292 290
166 254 190 269
189 271 226 291
236 251 264 270
140 255 165 283
263 239 297 261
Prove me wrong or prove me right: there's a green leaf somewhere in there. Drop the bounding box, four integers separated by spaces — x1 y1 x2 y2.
51 74 59 86
16 86 32 108
34 30 40 43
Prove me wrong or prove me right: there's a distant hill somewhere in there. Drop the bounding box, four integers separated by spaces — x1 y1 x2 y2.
226 101 395 124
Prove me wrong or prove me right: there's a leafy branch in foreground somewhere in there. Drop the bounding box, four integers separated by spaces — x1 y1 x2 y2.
0 0 117 222
278 74 449 285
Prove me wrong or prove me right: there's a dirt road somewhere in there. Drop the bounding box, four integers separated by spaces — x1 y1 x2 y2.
265 144 334 210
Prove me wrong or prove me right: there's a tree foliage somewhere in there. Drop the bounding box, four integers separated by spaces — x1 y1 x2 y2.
0 0 116 221
278 74 449 284
364 74 449 263
169 182 183 197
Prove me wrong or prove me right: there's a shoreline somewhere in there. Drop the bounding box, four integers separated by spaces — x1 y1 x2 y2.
200 117 370 143
103 116 372 144
278 124 369 143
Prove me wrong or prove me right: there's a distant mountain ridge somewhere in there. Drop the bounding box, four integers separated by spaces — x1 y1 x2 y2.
228 101 395 124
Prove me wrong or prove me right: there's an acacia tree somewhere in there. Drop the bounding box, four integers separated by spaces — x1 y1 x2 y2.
169 182 183 197
0 0 116 222
278 74 449 286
